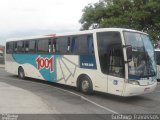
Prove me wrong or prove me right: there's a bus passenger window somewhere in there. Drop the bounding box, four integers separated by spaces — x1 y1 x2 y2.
25 41 29 52
17 41 24 53
78 36 88 54
14 42 18 53
48 39 51 53
6 42 14 53
67 37 71 52
37 39 49 53
56 37 68 54
53 39 56 53
87 35 94 54
71 37 77 53
28 40 36 53
71 35 92 55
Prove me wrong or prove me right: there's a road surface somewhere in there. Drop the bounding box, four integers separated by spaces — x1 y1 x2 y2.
0 67 160 119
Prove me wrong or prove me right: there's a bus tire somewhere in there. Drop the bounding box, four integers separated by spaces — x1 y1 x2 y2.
18 67 25 79
80 76 93 94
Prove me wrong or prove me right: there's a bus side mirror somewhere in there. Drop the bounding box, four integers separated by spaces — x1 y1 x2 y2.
123 45 132 63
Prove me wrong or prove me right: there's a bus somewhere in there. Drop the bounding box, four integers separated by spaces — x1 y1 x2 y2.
5 28 157 96
155 49 160 80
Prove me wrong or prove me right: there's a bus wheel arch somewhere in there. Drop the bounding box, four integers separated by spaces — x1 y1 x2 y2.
18 66 25 79
77 74 93 94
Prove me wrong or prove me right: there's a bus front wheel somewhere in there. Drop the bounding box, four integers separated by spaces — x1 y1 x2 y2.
80 77 93 94
18 67 25 79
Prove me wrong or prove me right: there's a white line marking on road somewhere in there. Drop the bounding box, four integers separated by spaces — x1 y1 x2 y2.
54 87 118 114
0 76 118 114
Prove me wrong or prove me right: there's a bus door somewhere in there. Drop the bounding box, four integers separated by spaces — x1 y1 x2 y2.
97 31 125 95
155 50 160 79
107 44 125 95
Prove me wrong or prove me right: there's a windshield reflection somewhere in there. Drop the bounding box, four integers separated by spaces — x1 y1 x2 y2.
124 32 156 80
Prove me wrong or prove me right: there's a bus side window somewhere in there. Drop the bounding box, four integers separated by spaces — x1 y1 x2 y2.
56 37 68 54
71 37 77 53
25 41 29 53
87 35 94 54
67 37 71 52
17 41 24 53
37 39 49 53
6 42 14 53
71 35 93 55
14 42 17 53
156 51 160 65
6 43 9 53
28 40 36 53
48 39 52 53
78 36 88 54
53 39 56 53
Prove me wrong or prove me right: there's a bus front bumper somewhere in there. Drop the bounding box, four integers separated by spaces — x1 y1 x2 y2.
123 81 157 96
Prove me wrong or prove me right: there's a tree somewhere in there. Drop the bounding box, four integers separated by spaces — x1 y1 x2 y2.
80 0 160 44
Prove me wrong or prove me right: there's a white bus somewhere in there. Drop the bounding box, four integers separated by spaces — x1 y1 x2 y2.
5 28 157 96
155 49 160 80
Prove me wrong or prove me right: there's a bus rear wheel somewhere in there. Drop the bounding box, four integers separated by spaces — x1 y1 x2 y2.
80 77 93 94
18 67 25 79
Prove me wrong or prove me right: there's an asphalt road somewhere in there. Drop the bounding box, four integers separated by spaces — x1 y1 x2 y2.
0 68 160 119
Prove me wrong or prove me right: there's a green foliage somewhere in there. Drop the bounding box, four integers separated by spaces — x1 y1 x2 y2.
80 0 160 43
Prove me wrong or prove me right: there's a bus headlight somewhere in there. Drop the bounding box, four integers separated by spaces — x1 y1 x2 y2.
129 80 140 85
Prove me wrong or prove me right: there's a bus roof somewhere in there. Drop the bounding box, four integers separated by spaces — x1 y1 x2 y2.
6 28 148 42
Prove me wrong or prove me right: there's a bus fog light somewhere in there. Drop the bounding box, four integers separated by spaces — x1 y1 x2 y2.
129 80 139 85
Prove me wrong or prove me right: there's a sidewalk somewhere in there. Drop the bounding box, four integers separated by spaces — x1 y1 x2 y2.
0 82 56 113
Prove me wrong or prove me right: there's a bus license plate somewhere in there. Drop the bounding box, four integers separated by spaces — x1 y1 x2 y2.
144 87 150 92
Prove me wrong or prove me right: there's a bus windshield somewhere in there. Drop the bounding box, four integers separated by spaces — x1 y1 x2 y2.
124 31 156 80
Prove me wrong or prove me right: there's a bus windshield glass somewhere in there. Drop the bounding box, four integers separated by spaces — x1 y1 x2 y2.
124 31 156 80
